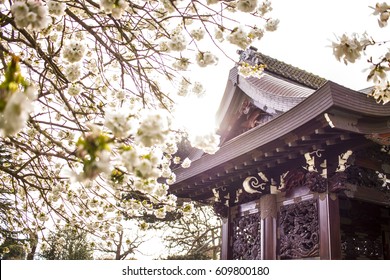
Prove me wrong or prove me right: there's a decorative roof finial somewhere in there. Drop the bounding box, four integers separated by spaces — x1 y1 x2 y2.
237 46 260 65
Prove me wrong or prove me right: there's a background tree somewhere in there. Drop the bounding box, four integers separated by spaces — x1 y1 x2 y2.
39 226 93 260
158 202 222 260
0 229 37 260
0 235 27 260
93 228 145 260
0 144 38 259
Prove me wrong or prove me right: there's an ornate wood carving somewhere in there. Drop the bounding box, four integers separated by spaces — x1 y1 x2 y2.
283 168 327 194
212 172 272 217
213 202 229 219
354 144 390 171
279 199 319 259
281 165 389 195
226 98 273 140
242 172 271 194
238 100 272 131
346 165 390 193
340 199 385 259
328 172 348 192
212 185 241 219
212 151 390 217
212 185 243 207
283 168 306 193
341 234 383 259
232 213 262 260
303 172 327 193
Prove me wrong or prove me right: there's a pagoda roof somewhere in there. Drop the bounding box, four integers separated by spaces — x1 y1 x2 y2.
216 49 329 144
226 67 315 114
170 81 390 201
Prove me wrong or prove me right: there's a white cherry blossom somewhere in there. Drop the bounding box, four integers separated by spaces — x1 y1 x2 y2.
11 0 50 31
2 0 278 248
135 111 170 147
47 0 66 17
237 0 258 13
0 86 37 136
62 40 86 63
100 0 129 19
196 51 218 67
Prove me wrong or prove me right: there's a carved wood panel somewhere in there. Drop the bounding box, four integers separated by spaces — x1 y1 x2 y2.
340 198 387 259
346 165 390 193
278 199 319 259
232 212 262 260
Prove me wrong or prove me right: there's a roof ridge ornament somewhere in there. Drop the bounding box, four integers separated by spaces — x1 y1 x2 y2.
237 47 266 78
237 46 261 65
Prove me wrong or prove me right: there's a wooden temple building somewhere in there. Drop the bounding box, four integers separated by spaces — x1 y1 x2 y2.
170 47 390 260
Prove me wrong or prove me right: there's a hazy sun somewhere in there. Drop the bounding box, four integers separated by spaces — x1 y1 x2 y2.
173 95 219 137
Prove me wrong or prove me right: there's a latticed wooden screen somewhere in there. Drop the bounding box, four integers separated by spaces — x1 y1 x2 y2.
340 198 388 259
232 212 262 260
278 199 320 259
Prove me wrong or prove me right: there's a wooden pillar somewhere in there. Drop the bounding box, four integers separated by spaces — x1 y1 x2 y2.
261 194 277 260
263 217 276 259
318 193 341 259
220 208 233 260
328 194 342 259
317 149 342 259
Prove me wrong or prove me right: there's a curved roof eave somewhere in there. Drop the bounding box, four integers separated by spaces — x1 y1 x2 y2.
171 81 390 188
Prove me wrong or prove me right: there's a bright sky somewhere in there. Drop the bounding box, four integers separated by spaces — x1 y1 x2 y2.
257 0 383 90
194 0 387 125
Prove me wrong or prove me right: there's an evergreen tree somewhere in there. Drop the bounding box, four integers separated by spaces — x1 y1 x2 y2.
39 227 93 260
0 236 26 260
